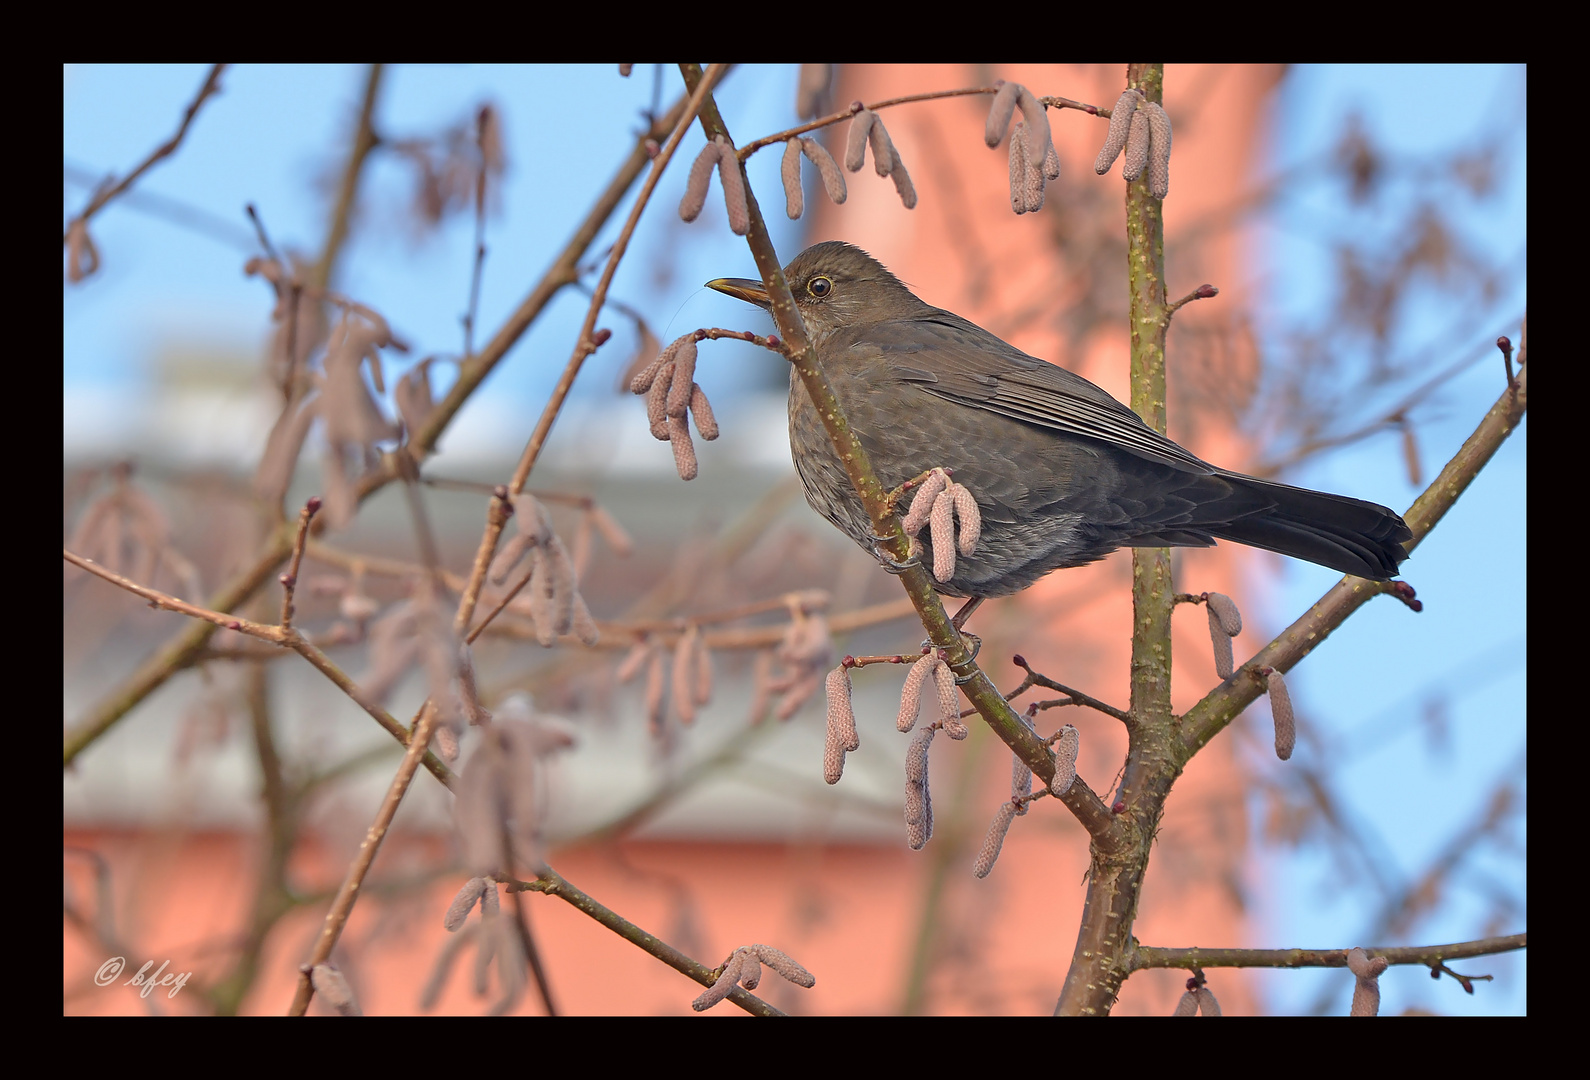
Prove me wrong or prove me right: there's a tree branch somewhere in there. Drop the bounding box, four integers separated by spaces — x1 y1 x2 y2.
519 867 787 1017
1129 933 1525 972
63 64 227 242
63 89 697 768
1178 350 1528 757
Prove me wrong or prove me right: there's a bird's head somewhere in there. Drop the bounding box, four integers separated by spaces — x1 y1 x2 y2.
707 241 924 344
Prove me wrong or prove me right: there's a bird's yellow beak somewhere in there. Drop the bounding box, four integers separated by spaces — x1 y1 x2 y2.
706 277 771 309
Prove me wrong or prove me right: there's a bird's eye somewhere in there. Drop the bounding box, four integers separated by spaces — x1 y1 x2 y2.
807 276 833 298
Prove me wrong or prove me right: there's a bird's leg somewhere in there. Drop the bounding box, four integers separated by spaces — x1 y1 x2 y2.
917 598 986 673
951 596 983 630
869 535 921 575
920 630 982 667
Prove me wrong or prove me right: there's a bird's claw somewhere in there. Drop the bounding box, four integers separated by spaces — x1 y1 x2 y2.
921 632 982 673
872 542 920 575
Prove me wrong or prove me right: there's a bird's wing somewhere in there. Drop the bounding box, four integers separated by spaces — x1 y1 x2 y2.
852 312 1214 474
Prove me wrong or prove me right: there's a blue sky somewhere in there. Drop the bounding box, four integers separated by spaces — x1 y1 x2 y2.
63 64 1526 1015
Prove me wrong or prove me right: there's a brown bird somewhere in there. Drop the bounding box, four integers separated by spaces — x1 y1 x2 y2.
708 241 1411 599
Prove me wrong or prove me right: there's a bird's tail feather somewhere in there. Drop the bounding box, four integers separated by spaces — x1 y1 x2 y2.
1205 472 1411 580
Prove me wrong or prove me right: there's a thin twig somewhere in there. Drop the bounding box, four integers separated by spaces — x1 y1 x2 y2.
1254 320 1523 477
454 487 513 638
395 91 695 471
61 160 256 249
278 497 321 629
505 64 729 498
462 106 491 359
1128 933 1526 973
65 546 457 788
519 867 786 1017
738 84 1110 159
505 879 557 1016
63 64 227 241
1179 358 1528 756
1009 654 1131 723
64 88 691 766
310 64 384 291
288 684 447 1015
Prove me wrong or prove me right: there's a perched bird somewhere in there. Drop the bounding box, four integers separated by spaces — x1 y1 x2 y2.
708 241 1411 599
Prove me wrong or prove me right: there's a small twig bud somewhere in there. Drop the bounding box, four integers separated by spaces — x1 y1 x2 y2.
1016 86 1053 174
667 414 698 481
888 152 917 209
310 964 361 1016
1266 666 1296 761
1050 724 1079 796
845 109 877 172
866 114 899 178
929 490 957 581
905 726 936 850
897 652 935 732
615 638 652 683
905 723 936 786
693 636 713 705
1347 947 1389 1016
1144 100 1172 198
1205 592 1242 636
1122 107 1151 182
985 81 1021 147
433 723 459 762
645 645 666 736
644 361 674 440
679 141 719 223
1095 89 1143 174
1009 121 1031 214
932 658 960 729
664 338 699 419
692 951 745 1012
781 139 804 220
688 384 719 441
632 333 689 394
1207 605 1234 681
824 664 858 784
799 137 847 204
444 876 490 931
905 786 932 850
752 943 816 988
949 483 981 555
972 799 1020 878
672 625 702 725
715 138 750 236
901 468 950 535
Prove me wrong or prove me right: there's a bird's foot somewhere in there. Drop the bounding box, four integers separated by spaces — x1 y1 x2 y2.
871 539 920 575
921 631 982 668
956 632 982 669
